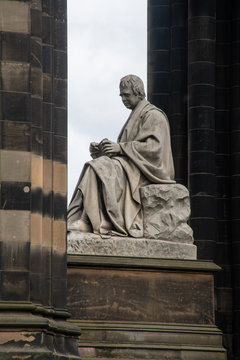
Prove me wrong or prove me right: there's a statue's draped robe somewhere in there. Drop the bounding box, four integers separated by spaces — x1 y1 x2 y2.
68 99 175 237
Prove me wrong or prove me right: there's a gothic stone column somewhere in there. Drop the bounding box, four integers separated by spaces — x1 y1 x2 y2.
188 0 217 260
147 0 188 186
0 1 80 358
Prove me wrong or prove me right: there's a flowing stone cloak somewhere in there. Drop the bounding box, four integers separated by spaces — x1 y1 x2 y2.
68 99 175 237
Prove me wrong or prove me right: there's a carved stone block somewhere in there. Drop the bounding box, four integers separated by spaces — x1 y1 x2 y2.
140 184 193 243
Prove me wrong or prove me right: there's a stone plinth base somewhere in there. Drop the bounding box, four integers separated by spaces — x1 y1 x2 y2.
67 255 226 360
67 231 197 260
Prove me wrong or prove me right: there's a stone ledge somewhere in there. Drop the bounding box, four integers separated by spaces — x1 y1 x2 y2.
67 231 197 260
67 255 220 272
68 320 226 360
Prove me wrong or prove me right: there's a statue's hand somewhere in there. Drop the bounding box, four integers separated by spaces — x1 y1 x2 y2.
90 142 99 152
90 142 100 158
101 140 121 157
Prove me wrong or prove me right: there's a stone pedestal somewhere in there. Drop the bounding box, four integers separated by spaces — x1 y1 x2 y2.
66 180 225 359
67 255 227 360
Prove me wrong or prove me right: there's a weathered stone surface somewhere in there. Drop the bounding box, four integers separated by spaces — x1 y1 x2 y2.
67 265 214 323
140 184 194 243
0 1 30 34
67 259 226 359
1 150 31 182
67 230 196 260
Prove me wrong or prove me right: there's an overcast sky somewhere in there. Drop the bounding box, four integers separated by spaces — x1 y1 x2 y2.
68 0 147 201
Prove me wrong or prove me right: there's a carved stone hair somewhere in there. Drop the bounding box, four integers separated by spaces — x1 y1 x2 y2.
120 75 146 100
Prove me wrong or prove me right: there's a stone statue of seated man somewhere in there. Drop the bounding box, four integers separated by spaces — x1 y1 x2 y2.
67 74 175 238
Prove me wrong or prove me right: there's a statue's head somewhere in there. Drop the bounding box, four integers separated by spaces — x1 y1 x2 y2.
120 75 146 99
119 75 146 110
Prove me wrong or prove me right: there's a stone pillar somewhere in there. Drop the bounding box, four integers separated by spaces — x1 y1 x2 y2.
169 0 188 185
188 0 217 260
231 0 240 354
147 0 170 114
215 0 232 356
0 1 80 358
147 0 188 185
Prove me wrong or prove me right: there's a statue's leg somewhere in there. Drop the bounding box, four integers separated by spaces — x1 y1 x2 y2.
97 178 112 233
79 165 113 235
78 207 92 232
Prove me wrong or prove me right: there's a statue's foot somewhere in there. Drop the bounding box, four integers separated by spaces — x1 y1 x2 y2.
78 219 92 233
67 220 81 231
67 219 92 233
100 218 112 232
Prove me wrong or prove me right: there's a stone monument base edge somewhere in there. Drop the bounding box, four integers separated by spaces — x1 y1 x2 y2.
67 254 219 271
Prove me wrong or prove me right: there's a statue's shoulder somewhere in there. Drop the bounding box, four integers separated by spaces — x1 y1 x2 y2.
141 101 168 120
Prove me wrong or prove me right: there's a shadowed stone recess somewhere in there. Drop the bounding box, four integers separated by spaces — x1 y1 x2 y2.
141 183 194 243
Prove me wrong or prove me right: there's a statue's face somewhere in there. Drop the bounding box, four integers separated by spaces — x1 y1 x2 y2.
119 86 141 110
